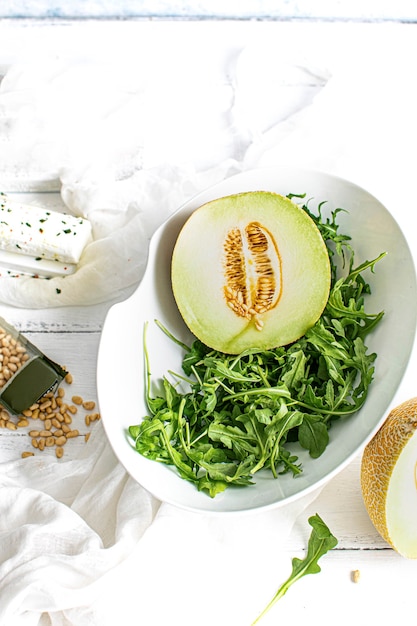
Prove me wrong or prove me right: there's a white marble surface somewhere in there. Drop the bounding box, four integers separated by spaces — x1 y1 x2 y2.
0 0 416 20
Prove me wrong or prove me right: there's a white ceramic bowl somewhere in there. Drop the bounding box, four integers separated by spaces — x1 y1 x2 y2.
97 167 417 514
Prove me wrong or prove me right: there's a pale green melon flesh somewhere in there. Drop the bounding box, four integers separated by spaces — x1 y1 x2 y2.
171 191 331 354
386 429 417 558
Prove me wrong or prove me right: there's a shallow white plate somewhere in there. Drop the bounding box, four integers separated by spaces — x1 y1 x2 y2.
97 167 417 514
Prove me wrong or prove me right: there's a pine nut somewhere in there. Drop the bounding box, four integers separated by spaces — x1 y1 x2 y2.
67 405 78 414
31 438 39 448
38 438 45 451
56 446 64 458
65 373 73 384
39 430 52 437
72 395 83 405
83 401 95 411
66 429 79 439
6 421 16 430
17 419 29 428
29 430 40 437
45 437 55 447
55 436 67 446
22 451 34 458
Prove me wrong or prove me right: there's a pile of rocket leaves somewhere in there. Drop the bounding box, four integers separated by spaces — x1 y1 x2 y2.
128 195 385 497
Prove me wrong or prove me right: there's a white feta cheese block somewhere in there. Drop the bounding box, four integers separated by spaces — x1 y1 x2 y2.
0 193 92 264
0 249 76 277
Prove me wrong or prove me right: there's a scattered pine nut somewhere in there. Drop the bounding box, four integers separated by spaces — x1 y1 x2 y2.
351 569 361 583
1 367 99 460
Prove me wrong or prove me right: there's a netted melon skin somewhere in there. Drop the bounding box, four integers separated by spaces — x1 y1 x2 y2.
361 397 417 550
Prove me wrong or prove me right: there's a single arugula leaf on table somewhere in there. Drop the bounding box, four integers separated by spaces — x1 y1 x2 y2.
251 513 338 625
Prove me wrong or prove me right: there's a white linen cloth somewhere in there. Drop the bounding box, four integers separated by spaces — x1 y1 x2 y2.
1 21 417 626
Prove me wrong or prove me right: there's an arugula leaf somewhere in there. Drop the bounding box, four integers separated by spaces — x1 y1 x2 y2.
128 196 385 496
251 514 338 624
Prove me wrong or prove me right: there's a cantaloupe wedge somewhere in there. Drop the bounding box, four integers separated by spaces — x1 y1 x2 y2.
361 397 417 558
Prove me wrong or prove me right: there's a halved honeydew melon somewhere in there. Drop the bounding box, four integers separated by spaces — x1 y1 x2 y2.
171 191 331 354
361 397 417 559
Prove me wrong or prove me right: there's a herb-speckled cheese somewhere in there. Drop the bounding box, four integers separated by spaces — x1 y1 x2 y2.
0 193 92 264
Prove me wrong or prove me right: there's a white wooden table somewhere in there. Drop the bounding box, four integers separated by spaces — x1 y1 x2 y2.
0 18 416 626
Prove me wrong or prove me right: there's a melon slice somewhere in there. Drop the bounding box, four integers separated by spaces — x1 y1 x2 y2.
361 397 417 558
171 191 331 354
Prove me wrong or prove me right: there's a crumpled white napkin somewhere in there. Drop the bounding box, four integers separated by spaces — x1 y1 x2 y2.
0 57 241 308
2 22 417 626
0 421 321 626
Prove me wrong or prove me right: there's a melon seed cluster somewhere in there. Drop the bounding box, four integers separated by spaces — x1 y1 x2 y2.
0 369 100 459
223 221 281 331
